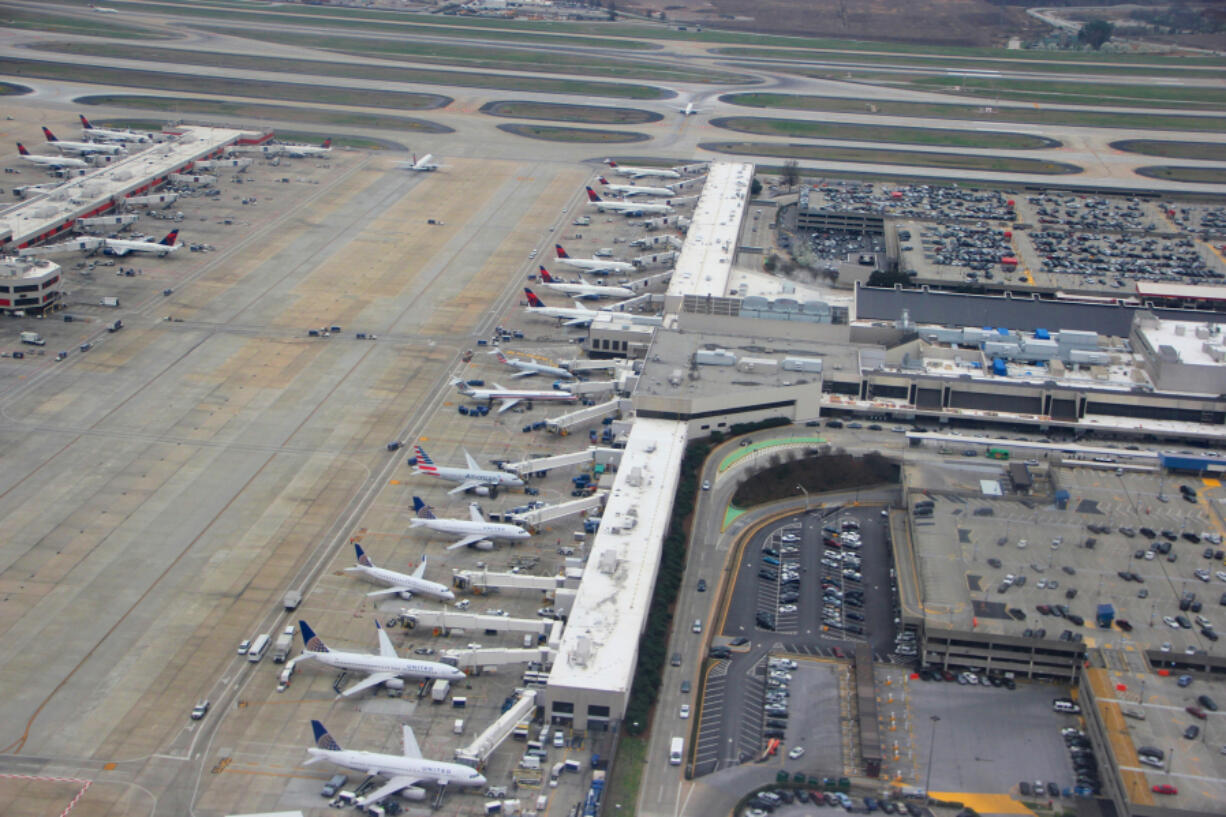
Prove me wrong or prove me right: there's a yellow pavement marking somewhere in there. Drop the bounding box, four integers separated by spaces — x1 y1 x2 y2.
1203 478 1221 488
930 792 1036 815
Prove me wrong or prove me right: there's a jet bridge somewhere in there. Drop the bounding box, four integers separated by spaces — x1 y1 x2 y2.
455 690 538 766
510 492 606 529
442 646 552 671
504 447 601 476
561 358 622 373
398 609 551 636
547 399 625 435
562 380 617 395
452 567 571 593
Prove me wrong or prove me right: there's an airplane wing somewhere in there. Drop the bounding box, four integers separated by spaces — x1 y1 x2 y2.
447 479 484 495
445 534 491 551
495 398 521 414
102 242 132 256
562 316 592 327
375 623 398 658
411 558 427 580
366 586 412 597
340 672 398 697
468 503 484 523
357 775 422 807
463 448 481 471
403 724 423 759
509 370 534 378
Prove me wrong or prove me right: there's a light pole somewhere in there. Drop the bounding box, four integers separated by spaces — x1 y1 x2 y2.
923 715 940 802
796 484 810 513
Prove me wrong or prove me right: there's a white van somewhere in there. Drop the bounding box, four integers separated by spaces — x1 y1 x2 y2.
669 736 684 765
1052 699 1081 714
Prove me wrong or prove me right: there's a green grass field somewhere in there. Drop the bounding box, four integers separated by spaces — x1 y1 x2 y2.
0 4 164 39
1135 166 1226 184
1109 140 1226 161
720 93 1226 133
498 124 650 143
701 141 1081 174
602 735 648 816
481 101 662 125
709 116 1057 150
907 74 1226 110
77 95 453 135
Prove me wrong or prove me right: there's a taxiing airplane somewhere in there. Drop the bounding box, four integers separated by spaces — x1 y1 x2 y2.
491 347 575 380
452 378 577 414
411 497 531 551
345 544 455 601
297 620 465 697
537 266 634 300
79 115 150 144
103 229 181 257
604 159 680 179
585 188 673 217
42 127 124 156
679 102 705 116
412 444 524 496
306 720 486 807
596 176 675 198
555 243 637 274
281 138 331 158
398 153 438 172
16 143 88 170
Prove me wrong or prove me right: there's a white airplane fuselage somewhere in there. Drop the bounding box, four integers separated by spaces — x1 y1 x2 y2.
611 165 680 179
557 256 636 274
464 386 576 405
49 139 123 156
589 199 673 216
346 563 455 601
416 465 523 490
306 747 484 788
84 128 148 144
602 182 675 198
104 238 179 256
499 355 576 378
20 153 86 169
303 648 465 682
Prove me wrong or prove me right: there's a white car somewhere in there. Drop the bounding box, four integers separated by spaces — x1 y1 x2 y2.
702 479 711 491
237 639 251 655
1195 569 1211 582
1164 616 1181 629
680 704 691 719
1216 571 1226 583
788 746 805 759
1161 641 1172 652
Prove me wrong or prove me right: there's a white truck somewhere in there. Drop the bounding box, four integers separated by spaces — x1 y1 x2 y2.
19 332 45 346
272 631 293 663
431 678 450 703
669 736 684 765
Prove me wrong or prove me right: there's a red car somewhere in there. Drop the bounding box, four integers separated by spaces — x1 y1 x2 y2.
1186 706 1207 720
1152 784 1178 795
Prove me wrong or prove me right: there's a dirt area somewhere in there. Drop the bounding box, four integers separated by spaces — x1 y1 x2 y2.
633 0 1045 46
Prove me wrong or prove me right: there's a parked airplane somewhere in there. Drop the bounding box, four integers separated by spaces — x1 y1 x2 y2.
79 115 150 143
345 544 455 601
523 287 607 327
398 153 438 172
596 176 675 198
411 497 531 551
306 720 486 807
103 229 181 256
585 188 673 217
16 143 87 170
42 127 124 156
452 378 577 414
537 266 634 300
282 138 331 158
412 444 524 495
491 347 575 380
555 243 637 274
604 159 680 179
298 619 466 697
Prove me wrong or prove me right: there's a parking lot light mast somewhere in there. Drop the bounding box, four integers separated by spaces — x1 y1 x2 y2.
923 715 940 803
796 484 810 512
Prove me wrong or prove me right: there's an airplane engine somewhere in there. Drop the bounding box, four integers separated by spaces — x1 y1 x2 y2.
474 540 495 551
385 678 405 691
401 786 427 801
398 590 414 601
471 485 493 497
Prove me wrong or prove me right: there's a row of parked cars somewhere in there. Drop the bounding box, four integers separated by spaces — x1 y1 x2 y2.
762 656 798 737
746 788 922 815
916 667 1016 689
820 521 867 636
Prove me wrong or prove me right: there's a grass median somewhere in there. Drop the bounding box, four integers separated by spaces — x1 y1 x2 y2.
1110 140 1226 161
1134 166 1226 184
710 116 1058 150
481 101 661 125
497 124 650 143
701 141 1081 175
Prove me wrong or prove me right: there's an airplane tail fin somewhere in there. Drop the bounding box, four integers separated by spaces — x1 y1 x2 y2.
412 496 436 520
584 188 602 203
354 543 374 568
79 114 94 129
523 288 545 308
538 266 555 282
159 229 179 246
598 176 610 185
492 348 509 364
321 138 331 149
300 621 328 653
42 127 58 142
555 243 571 258
311 720 342 751
605 159 618 168
412 444 437 473
16 143 29 155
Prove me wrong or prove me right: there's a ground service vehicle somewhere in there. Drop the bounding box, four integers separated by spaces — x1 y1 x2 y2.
669 737 683 765
247 633 271 663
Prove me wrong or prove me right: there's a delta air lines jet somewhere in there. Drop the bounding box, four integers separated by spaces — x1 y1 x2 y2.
42 127 124 156
536 266 634 299
604 159 680 179
79 114 150 143
585 188 673 217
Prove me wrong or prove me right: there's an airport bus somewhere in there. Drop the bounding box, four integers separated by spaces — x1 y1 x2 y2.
247 633 271 663
987 447 1010 460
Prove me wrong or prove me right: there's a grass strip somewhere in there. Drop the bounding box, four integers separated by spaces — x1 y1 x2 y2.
1110 140 1226 161
497 124 649 143
0 3 164 39
710 116 1058 150
700 141 1081 175
1134 166 1226 184
480 101 661 125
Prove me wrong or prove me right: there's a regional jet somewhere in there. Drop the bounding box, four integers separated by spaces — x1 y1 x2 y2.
411 497 532 550
306 720 486 807
345 544 455 601
604 159 681 179
451 378 577 414
398 153 438 172
596 176 676 198
490 347 576 380
42 127 124 156
297 620 466 697
537 266 634 299
411 444 524 496
555 243 637 274
16 143 87 170
79 114 150 143
585 188 673 216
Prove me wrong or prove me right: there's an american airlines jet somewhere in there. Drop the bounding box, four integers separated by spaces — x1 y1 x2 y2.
306 720 486 807
452 378 576 414
297 620 465 697
596 176 675 198
491 347 576 380
398 153 438 172
345 544 455 601
412 444 524 495
42 127 124 156
411 497 531 550
16 143 87 170
585 188 673 217
537 266 634 300
604 159 680 179
79 114 151 143
555 243 636 274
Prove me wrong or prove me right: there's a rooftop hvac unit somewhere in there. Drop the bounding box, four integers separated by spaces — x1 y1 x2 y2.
598 550 618 574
